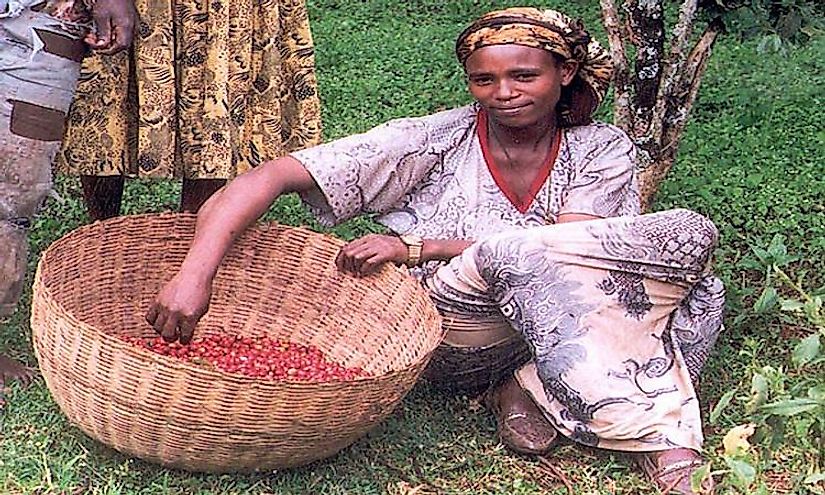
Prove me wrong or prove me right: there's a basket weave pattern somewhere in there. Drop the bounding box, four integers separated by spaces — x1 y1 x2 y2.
423 315 531 395
31 214 443 473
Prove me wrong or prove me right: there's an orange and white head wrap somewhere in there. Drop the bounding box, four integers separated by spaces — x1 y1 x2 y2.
456 8 613 127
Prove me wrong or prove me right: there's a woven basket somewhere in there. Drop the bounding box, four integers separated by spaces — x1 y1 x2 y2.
423 315 531 396
31 213 443 473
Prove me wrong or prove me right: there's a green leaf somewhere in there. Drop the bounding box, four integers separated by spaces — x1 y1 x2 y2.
808 384 825 401
724 457 757 485
761 398 820 416
780 298 805 312
746 373 769 413
753 286 778 314
765 416 788 451
690 462 712 492
710 389 737 424
751 246 771 266
804 296 824 324
767 234 787 260
804 472 825 485
792 334 821 368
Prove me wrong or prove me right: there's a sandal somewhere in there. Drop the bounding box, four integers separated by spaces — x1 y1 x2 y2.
485 377 559 456
633 448 714 494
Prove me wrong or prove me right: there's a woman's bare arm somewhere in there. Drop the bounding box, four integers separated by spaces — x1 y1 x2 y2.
146 156 317 343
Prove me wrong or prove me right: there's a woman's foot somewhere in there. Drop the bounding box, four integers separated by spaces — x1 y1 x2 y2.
633 448 714 494
485 376 558 455
0 353 36 408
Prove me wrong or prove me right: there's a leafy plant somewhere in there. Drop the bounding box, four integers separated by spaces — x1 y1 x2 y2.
709 235 824 493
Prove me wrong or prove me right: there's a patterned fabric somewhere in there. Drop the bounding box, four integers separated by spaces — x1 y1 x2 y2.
455 8 613 127
2 0 89 24
0 7 87 314
56 0 322 179
429 209 726 452
294 104 640 279
291 95 724 452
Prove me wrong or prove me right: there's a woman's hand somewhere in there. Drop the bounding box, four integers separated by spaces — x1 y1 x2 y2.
145 272 212 344
84 0 137 55
335 234 408 276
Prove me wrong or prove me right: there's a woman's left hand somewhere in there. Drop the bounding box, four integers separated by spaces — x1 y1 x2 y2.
335 234 408 276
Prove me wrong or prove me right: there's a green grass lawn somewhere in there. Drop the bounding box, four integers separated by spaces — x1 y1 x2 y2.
2 1 823 493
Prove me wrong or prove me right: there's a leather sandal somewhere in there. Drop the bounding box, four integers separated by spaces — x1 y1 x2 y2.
633 448 714 494
485 378 559 456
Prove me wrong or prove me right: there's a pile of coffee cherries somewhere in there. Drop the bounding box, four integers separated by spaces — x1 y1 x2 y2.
120 334 370 382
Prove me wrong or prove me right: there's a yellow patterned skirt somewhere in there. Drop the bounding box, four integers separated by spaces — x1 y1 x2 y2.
57 0 322 179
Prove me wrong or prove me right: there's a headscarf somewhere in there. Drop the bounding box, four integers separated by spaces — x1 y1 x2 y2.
455 8 613 127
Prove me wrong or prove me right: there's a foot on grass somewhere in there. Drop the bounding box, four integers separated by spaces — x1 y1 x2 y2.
486 376 558 455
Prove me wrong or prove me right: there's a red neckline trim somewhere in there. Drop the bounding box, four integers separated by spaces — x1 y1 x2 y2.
477 109 562 214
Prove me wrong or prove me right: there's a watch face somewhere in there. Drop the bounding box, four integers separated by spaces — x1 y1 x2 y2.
401 234 422 246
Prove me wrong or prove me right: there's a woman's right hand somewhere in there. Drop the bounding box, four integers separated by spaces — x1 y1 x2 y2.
145 272 212 344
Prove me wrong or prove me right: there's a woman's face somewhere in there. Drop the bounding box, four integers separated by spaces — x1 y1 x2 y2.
465 45 578 129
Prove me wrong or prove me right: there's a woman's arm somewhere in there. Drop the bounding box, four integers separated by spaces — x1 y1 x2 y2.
178 157 315 282
556 213 600 223
146 156 317 343
421 239 474 262
336 236 474 275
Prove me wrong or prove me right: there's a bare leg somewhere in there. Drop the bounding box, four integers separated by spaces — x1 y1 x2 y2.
0 5 90 408
180 178 226 213
81 175 125 221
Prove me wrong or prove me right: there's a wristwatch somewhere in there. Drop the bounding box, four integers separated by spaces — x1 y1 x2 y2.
399 234 424 267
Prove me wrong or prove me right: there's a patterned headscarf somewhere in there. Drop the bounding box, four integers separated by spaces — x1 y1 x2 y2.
456 8 613 127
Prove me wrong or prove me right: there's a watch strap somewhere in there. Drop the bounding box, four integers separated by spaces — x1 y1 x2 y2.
400 234 423 267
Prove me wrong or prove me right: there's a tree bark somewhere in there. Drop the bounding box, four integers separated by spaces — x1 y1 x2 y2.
599 0 723 211
638 18 723 209
600 0 634 130
628 0 665 134
648 0 699 148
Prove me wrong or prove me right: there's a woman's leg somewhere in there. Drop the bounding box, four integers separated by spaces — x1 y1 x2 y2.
180 178 226 213
425 268 561 455
432 209 724 492
81 175 125 221
670 275 726 386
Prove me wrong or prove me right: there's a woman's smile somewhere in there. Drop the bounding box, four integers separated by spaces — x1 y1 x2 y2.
491 103 531 116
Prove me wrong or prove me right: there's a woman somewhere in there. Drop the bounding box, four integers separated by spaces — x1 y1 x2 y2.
146 8 723 494
56 0 322 219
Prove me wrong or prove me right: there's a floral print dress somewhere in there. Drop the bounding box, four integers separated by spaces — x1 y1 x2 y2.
57 0 321 179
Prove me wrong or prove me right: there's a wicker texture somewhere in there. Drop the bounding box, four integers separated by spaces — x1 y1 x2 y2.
31 213 443 473
423 316 531 396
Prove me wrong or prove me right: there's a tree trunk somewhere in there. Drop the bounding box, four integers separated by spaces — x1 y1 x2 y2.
599 0 724 211
628 0 665 134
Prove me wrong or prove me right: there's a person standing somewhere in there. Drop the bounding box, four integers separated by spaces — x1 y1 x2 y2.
0 0 136 405
57 0 322 220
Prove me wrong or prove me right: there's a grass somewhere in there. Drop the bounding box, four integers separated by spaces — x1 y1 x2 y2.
2 0 823 493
